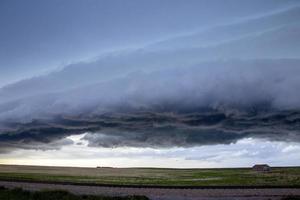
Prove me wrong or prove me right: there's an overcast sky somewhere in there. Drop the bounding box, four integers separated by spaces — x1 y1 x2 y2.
1 0 299 86
0 0 300 167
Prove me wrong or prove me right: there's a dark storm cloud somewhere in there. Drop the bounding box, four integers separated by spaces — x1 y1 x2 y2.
1 58 300 152
0 120 75 152
0 109 299 151
1 2 300 152
75 111 300 148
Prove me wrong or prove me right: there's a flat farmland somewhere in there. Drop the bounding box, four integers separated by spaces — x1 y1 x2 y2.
0 165 299 187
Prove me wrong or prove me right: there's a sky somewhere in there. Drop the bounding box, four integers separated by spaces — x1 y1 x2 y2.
0 0 300 168
1 0 299 86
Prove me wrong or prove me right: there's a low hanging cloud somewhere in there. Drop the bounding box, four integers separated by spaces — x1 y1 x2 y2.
1 59 300 122
0 106 299 152
0 60 300 152
1 5 300 152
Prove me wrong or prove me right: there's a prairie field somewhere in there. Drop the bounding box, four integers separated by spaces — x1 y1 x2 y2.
0 165 299 186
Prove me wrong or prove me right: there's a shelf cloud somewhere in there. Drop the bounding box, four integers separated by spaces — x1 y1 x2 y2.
0 2 300 154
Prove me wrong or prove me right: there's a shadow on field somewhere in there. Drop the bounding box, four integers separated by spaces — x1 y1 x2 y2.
282 196 300 200
0 186 149 200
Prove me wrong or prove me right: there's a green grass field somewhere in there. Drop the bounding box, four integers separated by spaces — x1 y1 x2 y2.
0 165 299 186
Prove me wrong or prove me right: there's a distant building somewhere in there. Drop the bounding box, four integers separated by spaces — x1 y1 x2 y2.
252 164 271 172
96 166 113 169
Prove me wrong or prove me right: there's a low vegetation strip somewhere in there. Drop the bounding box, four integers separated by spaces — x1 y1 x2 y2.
0 186 149 200
0 165 299 187
0 185 300 200
1 179 300 189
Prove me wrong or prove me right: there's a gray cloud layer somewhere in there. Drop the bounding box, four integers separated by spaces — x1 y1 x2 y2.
1 59 300 122
2 6 300 102
1 5 300 152
0 109 299 151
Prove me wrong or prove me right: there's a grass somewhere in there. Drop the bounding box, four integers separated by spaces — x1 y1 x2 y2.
0 186 149 200
0 165 299 186
0 187 299 200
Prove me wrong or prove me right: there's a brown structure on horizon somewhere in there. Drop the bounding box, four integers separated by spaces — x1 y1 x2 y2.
252 164 271 172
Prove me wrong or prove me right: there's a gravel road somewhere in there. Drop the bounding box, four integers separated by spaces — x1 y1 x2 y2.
0 181 300 200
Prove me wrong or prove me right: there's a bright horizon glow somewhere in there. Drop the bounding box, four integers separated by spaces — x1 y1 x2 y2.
1 134 299 168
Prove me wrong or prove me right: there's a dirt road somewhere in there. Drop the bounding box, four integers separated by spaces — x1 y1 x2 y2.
0 180 300 200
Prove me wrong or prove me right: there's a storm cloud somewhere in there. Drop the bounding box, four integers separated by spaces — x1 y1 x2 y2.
0 108 299 151
1 59 300 121
1 2 300 153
